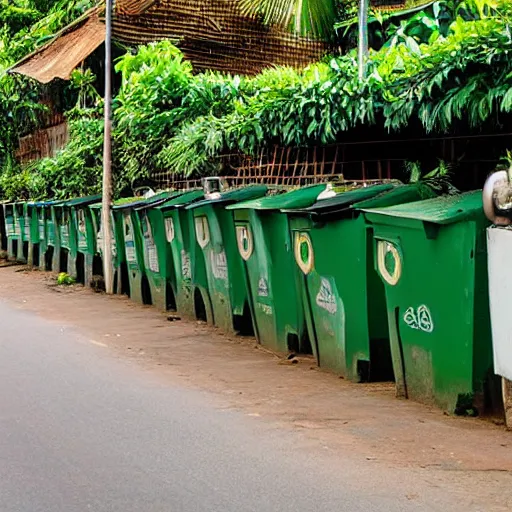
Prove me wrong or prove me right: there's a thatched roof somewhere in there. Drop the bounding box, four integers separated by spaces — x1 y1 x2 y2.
10 1 329 80
111 0 329 74
9 9 104 84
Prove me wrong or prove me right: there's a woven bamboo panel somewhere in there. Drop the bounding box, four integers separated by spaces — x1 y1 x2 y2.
116 0 157 15
112 0 329 75
16 122 69 165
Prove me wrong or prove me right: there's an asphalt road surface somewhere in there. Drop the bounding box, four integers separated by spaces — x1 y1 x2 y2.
0 300 495 512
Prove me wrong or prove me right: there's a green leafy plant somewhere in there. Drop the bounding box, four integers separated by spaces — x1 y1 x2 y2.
0 0 95 200
406 160 457 194
3 1 511 200
57 272 75 285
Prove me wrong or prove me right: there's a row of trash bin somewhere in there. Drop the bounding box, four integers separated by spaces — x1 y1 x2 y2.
0 181 495 416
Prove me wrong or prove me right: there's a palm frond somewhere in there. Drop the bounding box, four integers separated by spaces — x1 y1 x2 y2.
238 0 337 39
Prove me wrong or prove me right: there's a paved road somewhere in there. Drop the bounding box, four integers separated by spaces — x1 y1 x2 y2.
0 301 490 512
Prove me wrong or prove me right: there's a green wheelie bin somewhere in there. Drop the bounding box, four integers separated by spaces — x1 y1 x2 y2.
23 202 41 267
284 184 435 381
44 200 64 271
186 185 269 334
16 202 30 263
34 200 55 271
33 201 47 270
67 195 102 284
14 202 30 264
142 190 204 313
133 191 191 310
19 203 30 264
52 200 78 276
362 191 492 413
4 202 23 262
0 200 7 253
226 184 333 354
114 191 179 305
90 200 129 294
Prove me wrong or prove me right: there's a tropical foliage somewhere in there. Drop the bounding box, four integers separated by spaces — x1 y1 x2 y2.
0 0 510 200
239 0 338 39
160 0 512 176
0 0 95 197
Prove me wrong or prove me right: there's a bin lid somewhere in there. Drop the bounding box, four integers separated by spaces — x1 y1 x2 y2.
186 185 268 210
65 194 102 208
361 191 484 225
157 190 204 210
226 184 328 211
112 190 179 211
283 184 394 217
33 199 66 208
90 197 138 209
353 183 437 210
134 190 187 211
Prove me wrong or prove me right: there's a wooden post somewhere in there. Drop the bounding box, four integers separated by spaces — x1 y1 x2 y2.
102 0 114 294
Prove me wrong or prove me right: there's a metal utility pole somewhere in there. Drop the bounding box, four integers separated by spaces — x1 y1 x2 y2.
101 0 114 293
358 0 369 80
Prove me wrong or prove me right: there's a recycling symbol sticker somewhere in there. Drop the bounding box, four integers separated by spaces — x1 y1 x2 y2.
258 277 269 297
316 278 337 315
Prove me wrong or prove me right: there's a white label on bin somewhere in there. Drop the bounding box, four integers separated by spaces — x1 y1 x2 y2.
211 250 228 280
258 278 269 297
258 303 273 316
24 215 30 238
61 224 69 245
316 278 337 315
165 217 175 242
39 218 45 240
78 210 86 235
149 246 159 273
146 241 159 273
404 305 434 333
124 215 136 264
181 250 191 280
